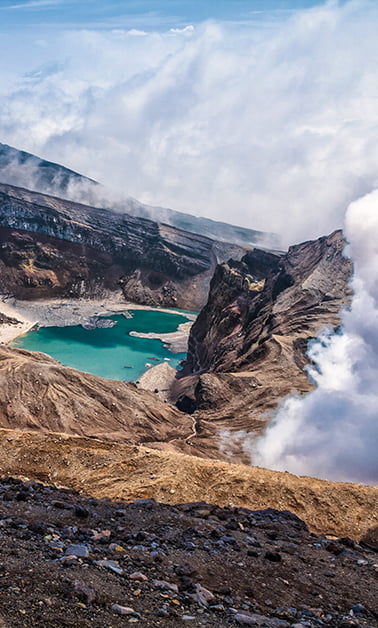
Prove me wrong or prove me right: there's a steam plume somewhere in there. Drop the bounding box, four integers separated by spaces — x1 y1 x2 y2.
251 191 378 485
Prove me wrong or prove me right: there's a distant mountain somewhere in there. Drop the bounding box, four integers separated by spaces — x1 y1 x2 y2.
0 142 278 249
0 142 96 192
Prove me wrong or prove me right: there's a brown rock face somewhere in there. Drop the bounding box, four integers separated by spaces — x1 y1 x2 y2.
171 231 352 461
0 183 246 310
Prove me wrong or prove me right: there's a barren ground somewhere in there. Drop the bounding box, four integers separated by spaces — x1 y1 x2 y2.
0 429 376 542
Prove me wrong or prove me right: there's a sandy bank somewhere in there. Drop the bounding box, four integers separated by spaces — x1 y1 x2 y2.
130 320 193 353
0 299 36 344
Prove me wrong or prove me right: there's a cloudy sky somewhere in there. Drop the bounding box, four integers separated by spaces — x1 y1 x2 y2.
1 0 377 244
1 0 377 484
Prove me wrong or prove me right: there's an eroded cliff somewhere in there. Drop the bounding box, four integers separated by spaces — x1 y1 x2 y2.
170 231 352 461
0 183 245 310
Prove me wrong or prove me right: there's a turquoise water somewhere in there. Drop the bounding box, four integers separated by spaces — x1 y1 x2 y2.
12 310 190 382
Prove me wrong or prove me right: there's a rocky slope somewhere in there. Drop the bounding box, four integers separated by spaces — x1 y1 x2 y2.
0 429 377 541
0 345 189 446
0 229 352 464
0 182 246 309
0 474 376 628
0 142 275 249
169 231 352 461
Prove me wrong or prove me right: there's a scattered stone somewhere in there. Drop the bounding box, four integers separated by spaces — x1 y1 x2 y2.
60 555 78 566
70 580 96 604
95 560 123 575
112 604 140 617
74 506 89 518
109 543 124 552
235 613 290 626
0 477 374 628
51 500 70 509
194 583 215 607
264 551 282 562
65 544 90 558
153 580 179 593
325 542 343 555
129 572 148 582
92 529 111 542
324 570 336 577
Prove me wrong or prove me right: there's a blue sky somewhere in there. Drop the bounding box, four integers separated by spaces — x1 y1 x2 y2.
0 0 345 30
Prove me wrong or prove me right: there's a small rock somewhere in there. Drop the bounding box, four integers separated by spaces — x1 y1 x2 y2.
92 529 111 541
74 506 89 518
95 560 123 575
130 572 148 582
61 525 78 539
324 570 336 578
51 500 69 509
194 508 212 518
60 555 78 566
350 603 366 615
109 543 124 552
65 544 90 558
29 521 47 535
264 551 282 562
235 613 290 626
153 580 179 593
325 542 343 556
156 608 169 617
112 604 140 617
195 583 214 607
70 580 96 604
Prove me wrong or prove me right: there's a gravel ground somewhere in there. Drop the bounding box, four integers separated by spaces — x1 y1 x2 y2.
0 477 376 628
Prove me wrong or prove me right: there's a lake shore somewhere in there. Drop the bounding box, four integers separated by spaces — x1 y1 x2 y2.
0 295 197 350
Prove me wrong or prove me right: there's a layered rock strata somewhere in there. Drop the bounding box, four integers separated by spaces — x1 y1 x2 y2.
0 182 245 309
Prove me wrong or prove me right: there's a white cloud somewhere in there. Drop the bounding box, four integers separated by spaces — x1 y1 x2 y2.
3 0 63 9
170 25 194 33
1 2 378 245
250 190 378 485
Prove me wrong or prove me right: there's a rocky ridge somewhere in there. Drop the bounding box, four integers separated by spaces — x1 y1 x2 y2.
0 142 275 249
0 182 246 310
0 229 353 464
0 429 376 541
169 231 352 461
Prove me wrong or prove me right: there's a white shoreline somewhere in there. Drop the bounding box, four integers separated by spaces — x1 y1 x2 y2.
0 295 196 352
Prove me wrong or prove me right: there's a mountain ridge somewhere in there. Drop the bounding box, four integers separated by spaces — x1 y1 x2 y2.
0 181 247 309
0 142 277 249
